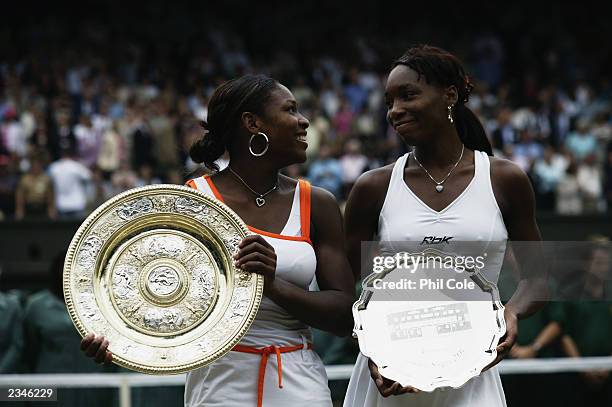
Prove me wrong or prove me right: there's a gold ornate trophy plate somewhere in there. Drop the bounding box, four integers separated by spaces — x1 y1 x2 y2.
63 185 263 374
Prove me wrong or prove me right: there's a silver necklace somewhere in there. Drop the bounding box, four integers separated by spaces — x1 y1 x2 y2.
412 145 465 193
228 167 278 207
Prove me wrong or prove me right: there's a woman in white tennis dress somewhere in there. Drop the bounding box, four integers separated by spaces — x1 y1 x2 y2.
343 45 544 407
81 75 355 407
184 176 332 406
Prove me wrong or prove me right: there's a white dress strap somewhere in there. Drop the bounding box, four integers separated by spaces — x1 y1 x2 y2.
192 176 209 192
280 182 301 236
389 153 409 192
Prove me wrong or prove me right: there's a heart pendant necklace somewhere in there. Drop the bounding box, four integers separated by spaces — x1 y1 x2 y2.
412 145 464 193
228 167 278 207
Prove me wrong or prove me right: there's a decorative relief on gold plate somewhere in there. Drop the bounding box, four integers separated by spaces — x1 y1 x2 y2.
64 185 263 374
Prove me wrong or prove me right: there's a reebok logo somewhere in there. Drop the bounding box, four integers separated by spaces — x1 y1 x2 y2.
421 236 454 245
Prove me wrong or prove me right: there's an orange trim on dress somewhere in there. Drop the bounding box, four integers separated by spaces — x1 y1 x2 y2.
246 225 310 242
185 179 197 189
204 176 224 202
298 179 311 242
232 343 314 407
200 176 313 245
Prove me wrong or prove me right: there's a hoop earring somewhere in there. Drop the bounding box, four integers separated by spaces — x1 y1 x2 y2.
249 132 269 157
447 105 454 124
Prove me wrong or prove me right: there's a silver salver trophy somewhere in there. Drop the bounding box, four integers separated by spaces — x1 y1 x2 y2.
352 247 506 391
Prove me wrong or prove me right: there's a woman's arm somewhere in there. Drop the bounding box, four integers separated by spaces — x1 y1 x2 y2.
236 187 355 337
345 168 419 396
344 167 392 282
239 167 390 337
489 158 547 365
493 158 546 315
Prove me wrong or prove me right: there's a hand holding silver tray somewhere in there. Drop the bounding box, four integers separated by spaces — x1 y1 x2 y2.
352 248 506 391
63 185 263 374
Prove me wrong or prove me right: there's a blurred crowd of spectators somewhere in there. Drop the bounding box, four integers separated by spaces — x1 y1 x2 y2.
1 29 611 407
1 27 612 222
1 3 611 405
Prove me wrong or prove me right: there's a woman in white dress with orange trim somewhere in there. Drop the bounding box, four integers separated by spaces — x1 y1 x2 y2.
81 75 355 407
343 45 545 407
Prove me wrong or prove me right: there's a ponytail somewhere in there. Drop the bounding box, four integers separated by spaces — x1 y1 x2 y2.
189 121 226 171
455 105 493 155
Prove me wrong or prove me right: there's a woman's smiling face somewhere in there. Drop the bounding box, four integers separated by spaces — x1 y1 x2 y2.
257 84 310 166
385 65 452 146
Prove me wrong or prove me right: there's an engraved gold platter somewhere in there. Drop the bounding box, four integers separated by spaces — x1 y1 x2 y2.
63 184 263 374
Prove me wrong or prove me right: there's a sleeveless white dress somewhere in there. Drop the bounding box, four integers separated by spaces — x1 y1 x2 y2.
184 176 332 407
344 150 508 407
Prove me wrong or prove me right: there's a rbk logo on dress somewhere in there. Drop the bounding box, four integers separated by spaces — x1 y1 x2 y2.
421 236 454 245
